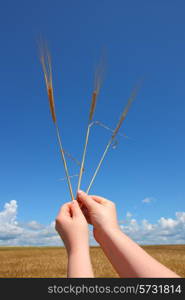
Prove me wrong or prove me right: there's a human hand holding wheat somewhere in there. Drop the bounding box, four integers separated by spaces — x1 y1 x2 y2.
55 200 94 277
55 200 89 253
77 190 120 243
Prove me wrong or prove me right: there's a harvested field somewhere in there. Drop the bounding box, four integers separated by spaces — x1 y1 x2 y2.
0 245 184 278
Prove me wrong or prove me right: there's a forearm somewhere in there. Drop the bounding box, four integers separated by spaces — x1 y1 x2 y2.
67 247 94 278
98 228 180 278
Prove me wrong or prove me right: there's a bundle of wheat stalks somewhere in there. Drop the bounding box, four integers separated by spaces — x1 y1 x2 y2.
40 45 139 200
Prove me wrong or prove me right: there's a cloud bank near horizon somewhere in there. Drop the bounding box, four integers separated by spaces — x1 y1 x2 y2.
0 200 185 246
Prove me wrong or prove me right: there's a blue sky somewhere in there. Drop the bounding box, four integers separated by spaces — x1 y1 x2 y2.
0 0 185 245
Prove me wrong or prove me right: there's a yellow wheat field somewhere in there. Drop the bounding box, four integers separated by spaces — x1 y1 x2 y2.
0 245 184 278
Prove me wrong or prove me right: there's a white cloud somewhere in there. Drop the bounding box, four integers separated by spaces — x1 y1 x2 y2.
0 200 23 241
126 212 132 218
141 219 154 231
142 197 154 204
122 211 185 245
0 200 185 246
0 200 17 224
158 217 178 229
26 221 45 230
0 200 61 246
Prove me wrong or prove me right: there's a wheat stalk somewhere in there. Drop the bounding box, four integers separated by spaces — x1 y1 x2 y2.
63 148 84 169
40 44 74 200
76 62 104 193
86 84 140 194
92 120 129 139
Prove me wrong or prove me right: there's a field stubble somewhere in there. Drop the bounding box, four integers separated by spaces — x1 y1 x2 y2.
0 245 184 278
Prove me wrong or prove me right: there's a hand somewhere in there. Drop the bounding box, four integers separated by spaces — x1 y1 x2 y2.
77 190 120 243
55 200 89 254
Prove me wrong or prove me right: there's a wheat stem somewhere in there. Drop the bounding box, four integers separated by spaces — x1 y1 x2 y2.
86 84 139 193
63 149 83 168
76 122 91 192
76 90 97 193
40 42 74 200
55 123 74 200
76 62 103 193
86 139 112 194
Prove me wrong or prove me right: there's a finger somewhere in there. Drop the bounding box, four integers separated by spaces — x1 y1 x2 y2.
81 206 92 224
89 195 108 205
56 202 72 219
76 198 83 209
70 200 82 217
77 190 98 210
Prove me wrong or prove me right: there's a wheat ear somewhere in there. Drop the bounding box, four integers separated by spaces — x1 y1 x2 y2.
76 63 103 193
40 46 74 200
86 84 139 194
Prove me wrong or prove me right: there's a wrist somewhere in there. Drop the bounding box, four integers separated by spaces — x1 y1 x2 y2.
94 225 121 244
67 243 89 256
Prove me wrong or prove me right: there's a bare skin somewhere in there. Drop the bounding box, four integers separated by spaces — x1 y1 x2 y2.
55 190 180 278
77 190 180 278
55 200 94 278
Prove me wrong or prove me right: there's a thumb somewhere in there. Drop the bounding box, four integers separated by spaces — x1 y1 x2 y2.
70 200 82 217
77 190 97 210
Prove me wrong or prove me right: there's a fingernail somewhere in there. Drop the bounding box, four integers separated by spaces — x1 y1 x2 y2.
78 190 84 195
